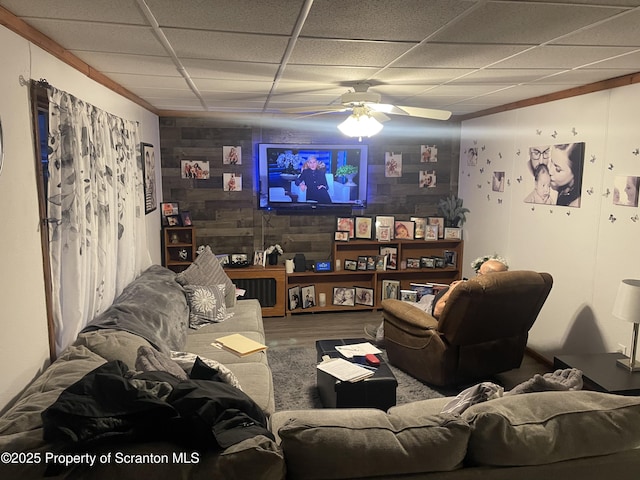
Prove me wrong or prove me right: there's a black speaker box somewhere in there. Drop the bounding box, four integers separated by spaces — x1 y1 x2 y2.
294 253 306 272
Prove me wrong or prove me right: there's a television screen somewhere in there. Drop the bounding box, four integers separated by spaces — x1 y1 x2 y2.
258 143 368 211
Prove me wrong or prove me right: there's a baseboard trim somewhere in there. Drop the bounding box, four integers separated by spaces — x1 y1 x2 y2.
525 347 553 369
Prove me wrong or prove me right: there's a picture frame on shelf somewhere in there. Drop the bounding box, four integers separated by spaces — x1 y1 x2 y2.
288 285 301 310
253 250 266 266
400 289 418 302
231 253 249 266
444 227 462 240
425 224 439 241
379 246 398 270
428 216 445 239
375 215 395 240
357 256 368 271
161 202 179 225
216 254 230 266
421 256 436 268
355 287 374 306
301 285 316 308
377 225 391 242
394 220 415 240
444 250 457 267
375 255 387 271
180 210 192 226
381 280 400 300
336 216 355 239
335 231 350 242
333 286 356 306
166 215 181 226
411 217 428 239
406 258 421 269
344 259 358 271
141 142 157 215
355 216 373 239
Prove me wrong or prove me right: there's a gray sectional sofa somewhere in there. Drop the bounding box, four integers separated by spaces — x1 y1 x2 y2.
1 264 640 479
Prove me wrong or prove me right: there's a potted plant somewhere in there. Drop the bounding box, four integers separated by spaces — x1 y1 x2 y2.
265 244 284 265
335 164 358 186
437 193 470 227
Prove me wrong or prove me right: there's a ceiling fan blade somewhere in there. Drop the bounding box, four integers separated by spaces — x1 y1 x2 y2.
279 105 349 114
393 105 452 121
370 111 390 123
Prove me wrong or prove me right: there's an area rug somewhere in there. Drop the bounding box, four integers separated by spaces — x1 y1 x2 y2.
268 344 459 410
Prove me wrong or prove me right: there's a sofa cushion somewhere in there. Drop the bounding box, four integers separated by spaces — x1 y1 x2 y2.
462 390 640 466
274 409 470 479
176 246 235 307
84 265 189 353
183 284 233 329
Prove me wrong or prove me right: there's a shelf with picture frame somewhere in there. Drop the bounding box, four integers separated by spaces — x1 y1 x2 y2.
284 237 463 314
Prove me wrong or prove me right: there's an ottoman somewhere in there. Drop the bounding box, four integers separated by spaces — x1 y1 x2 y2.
315 338 398 410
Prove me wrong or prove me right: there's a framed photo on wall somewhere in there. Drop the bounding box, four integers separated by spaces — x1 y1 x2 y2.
141 143 157 215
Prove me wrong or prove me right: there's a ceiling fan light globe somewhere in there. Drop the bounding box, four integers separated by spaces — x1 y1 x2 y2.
337 113 383 138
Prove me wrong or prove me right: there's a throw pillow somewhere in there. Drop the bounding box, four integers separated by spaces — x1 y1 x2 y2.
183 284 233 329
176 246 236 307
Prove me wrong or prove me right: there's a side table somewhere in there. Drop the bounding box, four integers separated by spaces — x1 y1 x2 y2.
554 353 640 396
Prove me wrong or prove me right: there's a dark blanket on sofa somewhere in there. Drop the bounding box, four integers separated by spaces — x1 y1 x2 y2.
42 360 273 459
83 265 189 353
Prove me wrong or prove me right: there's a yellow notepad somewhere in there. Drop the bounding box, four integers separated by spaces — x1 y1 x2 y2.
213 333 268 357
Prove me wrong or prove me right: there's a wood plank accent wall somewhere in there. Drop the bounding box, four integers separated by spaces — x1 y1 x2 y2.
160 116 460 264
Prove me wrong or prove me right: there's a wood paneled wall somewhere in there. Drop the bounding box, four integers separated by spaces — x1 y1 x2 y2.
160 116 460 263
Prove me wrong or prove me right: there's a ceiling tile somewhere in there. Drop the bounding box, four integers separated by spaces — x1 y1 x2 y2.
288 38 413 67
393 43 533 68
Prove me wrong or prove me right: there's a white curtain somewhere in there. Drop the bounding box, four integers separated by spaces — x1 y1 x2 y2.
46 87 149 356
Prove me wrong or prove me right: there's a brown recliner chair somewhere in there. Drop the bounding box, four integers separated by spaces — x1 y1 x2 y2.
382 270 553 387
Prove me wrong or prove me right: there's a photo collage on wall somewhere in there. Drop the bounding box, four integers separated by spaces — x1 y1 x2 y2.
384 144 440 189
180 145 243 191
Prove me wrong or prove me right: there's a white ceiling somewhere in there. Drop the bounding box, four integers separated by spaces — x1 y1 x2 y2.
2 0 640 121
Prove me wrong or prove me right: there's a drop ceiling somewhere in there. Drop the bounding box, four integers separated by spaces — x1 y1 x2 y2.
2 0 640 121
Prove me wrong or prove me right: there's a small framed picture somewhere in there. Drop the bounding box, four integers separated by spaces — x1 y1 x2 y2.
180 210 192 226
344 259 358 271
161 202 179 217
231 253 249 264
166 214 181 226
375 255 387 271
253 250 266 266
428 217 445 239
425 224 439 241
444 250 457 267
420 256 434 268
400 289 418 302
301 285 316 308
355 287 374 306
394 220 415 240
357 256 368 271
336 217 355 239
333 287 355 306
375 216 395 239
223 145 242 165
335 231 350 242
288 286 301 310
444 227 462 240
377 225 391 242
142 143 157 215
216 254 230 265
411 217 427 239
380 246 398 270
366 256 376 270
355 216 373 239
406 258 421 269
382 280 400 300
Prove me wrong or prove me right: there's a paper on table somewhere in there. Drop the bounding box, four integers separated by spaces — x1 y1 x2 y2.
317 358 374 383
334 342 382 359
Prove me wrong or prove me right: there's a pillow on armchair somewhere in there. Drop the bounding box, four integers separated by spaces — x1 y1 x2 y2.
176 246 236 307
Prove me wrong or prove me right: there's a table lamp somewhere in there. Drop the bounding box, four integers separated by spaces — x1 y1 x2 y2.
613 279 640 372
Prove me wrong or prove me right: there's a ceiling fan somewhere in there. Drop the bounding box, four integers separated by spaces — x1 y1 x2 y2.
280 83 452 122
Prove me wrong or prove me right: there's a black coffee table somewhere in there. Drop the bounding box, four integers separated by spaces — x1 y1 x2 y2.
554 353 640 395
315 338 398 410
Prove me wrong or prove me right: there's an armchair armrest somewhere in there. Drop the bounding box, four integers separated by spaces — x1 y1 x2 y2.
381 299 439 331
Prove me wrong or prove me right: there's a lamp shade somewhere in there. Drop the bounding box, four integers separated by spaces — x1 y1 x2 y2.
612 279 640 323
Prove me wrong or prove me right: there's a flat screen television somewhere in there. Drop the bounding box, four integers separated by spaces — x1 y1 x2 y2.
257 143 368 211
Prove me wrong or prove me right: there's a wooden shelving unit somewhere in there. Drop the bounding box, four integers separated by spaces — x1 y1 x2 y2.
286 238 463 314
162 226 196 273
